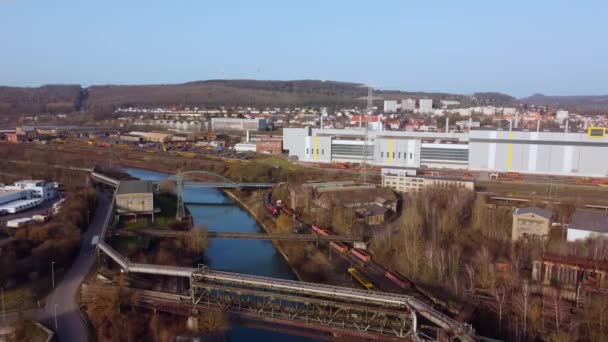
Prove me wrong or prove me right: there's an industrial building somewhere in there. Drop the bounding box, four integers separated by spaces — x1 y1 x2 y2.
256 136 283 154
468 128 608 177
381 168 474 193
211 118 271 131
511 207 553 241
0 180 56 214
132 119 207 132
128 131 173 143
283 127 608 177
567 209 608 241
116 181 156 218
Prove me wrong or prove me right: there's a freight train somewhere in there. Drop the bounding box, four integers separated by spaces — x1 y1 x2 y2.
264 190 279 216
266 190 414 293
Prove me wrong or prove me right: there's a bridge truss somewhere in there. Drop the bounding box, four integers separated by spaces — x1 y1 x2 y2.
188 268 425 340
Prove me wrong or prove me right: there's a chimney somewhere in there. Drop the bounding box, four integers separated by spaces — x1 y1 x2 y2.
565 120 569 133
584 118 588 130
445 117 450 133
515 112 519 128
536 119 540 132
246 130 250 143
468 117 472 130
320 115 324 129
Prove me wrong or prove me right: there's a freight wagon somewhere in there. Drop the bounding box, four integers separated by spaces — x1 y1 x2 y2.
384 270 410 289
329 241 349 254
311 224 331 236
350 248 371 263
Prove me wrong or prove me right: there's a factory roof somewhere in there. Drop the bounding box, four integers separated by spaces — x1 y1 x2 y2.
0 199 43 210
569 210 608 233
116 180 155 195
514 207 553 220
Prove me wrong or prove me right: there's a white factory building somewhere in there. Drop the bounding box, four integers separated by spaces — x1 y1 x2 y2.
0 180 56 214
283 126 608 177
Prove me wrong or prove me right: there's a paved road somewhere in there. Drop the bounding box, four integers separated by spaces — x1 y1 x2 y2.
2 192 111 340
41 192 109 342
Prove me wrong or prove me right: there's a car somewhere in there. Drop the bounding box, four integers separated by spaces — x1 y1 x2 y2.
0 210 8 216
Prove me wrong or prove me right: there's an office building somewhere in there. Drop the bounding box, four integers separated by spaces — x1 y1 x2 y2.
419 99 433 113
383 100 398 113
402 99 416 112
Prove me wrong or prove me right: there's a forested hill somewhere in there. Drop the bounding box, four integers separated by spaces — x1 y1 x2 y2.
0 80 520 118
521 93 608 114
0 84 84 115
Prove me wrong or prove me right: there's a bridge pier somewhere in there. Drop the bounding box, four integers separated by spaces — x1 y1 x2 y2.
187 316 199 331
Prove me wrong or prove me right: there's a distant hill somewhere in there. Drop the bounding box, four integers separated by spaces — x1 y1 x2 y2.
521 93 608 114
86 80 519 110
0 84 83 115
0 80 520 122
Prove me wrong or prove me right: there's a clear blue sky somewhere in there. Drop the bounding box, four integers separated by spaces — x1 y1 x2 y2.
1 0 607 97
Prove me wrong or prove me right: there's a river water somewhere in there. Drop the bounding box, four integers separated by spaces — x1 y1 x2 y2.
124 168 319 341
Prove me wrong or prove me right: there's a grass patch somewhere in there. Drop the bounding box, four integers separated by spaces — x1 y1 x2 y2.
111 236 150 252
2 269 66 312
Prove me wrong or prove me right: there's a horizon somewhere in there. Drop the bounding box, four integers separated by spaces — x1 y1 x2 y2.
2 79 607 99
1 1 608 97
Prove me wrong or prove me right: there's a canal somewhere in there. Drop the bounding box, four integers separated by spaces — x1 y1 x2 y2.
124 168 320 341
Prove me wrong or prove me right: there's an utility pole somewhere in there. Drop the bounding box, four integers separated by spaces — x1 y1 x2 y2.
360 86 373 184
176 173 186 220
51 261 55 289
54 304 58 331
1 286 5 326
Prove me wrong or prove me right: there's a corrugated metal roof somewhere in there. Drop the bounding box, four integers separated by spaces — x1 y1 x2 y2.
117 180 155 195
514 207 553 219
569 210 608 233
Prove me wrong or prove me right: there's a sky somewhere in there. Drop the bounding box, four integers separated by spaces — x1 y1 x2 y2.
1 0 607 97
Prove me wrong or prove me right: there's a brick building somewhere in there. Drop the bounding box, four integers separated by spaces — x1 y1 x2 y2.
256 137 283 154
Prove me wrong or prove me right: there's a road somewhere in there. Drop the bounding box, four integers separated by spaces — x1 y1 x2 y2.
42 192 109 341
2 192 110 341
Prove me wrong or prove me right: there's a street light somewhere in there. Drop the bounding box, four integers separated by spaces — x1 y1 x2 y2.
51 261 55 289
54 304 58 331
1 286 5 326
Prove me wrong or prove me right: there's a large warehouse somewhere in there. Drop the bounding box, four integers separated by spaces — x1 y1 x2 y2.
283 127 608 177
468 129 608 176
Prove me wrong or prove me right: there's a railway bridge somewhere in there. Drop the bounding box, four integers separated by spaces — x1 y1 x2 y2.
113 228 363 243
91 171 475 341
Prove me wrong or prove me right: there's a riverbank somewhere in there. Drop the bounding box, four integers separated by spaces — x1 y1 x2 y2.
222 189 305 281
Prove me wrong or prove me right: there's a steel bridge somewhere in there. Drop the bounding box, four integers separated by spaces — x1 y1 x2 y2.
112 228 363 243
91 171 475 341
170 170 272 220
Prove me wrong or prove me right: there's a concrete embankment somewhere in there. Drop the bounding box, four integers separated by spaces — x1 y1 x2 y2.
222 190 304 281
